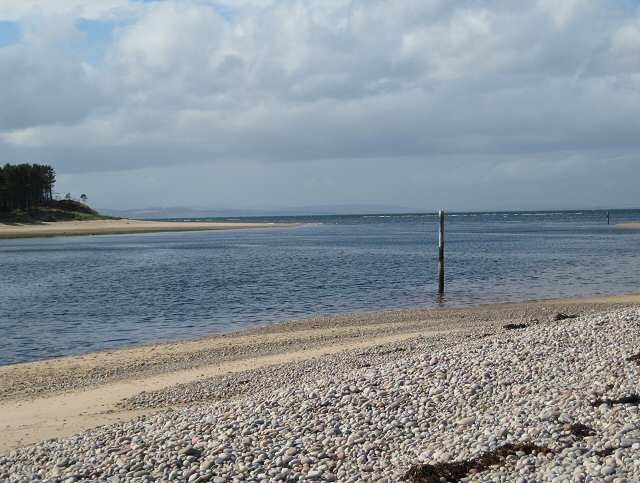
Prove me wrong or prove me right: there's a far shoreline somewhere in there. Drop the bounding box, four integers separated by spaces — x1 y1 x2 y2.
616 222 640 229
0 218 300 239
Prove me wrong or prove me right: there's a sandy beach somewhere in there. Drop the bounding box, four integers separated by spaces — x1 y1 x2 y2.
0 219 297 239
2 292 640 482
616 222 640 229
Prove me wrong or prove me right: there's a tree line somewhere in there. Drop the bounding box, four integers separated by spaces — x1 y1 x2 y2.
0 163 57 212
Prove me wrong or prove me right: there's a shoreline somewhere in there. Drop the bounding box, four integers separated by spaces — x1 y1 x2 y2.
1 292 639 455
3 291 640 370
616 222 640 229
0 218 299 239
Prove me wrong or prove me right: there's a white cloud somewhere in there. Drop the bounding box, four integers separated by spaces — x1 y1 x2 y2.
537 0 582 28
0 0 143 21
1 0 639 181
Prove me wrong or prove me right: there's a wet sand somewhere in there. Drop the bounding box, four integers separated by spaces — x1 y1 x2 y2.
1 292 639 453
0 219 298 239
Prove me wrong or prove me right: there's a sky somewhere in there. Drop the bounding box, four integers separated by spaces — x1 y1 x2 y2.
1 0 639 213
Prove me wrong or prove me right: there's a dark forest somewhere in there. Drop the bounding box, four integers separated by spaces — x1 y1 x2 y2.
0 164 56 212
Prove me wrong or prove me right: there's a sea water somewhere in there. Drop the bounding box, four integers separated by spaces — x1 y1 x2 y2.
1 210 639 364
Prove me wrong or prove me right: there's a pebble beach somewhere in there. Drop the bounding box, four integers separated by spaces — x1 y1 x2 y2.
1 300 639 482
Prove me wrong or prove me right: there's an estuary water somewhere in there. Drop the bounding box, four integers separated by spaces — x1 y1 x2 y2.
1 210 639 365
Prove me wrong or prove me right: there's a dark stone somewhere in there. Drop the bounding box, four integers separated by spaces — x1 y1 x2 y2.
566 422 595 438
592 394 640 407
595 447 616 457
503 323 528 330
626 352 640 366
180 446 202 458
553 313 577 321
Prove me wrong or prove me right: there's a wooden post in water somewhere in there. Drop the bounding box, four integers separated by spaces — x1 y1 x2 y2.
438 209 445 295
607 211 610 225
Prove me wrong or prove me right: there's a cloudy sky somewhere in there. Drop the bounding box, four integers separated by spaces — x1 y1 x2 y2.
1 0 639 212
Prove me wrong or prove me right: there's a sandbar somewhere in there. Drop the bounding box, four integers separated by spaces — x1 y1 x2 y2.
0 219 298 239
616 222 640 229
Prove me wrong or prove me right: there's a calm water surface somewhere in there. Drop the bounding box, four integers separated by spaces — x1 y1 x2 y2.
1 210 639 364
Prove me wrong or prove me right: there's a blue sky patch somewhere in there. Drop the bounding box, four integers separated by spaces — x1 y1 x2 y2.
74 19 120 64
0 21 21 48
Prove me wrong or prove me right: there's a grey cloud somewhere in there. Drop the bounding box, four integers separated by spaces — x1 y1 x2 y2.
0 42 104 131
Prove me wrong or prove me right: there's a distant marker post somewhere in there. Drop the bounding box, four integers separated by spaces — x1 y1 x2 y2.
438 209 445 296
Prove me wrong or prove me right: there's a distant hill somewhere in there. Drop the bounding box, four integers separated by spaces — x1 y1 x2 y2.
0 199 115 223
